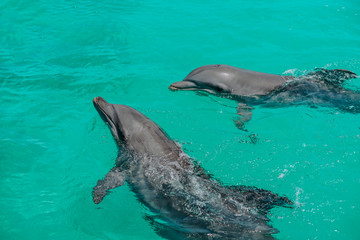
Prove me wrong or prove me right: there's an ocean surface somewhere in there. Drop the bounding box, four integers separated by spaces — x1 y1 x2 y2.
1 0 360 239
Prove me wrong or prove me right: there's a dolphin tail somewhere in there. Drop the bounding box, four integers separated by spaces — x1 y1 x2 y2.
92 167 127 204
228 185 293 211
306 68 357 86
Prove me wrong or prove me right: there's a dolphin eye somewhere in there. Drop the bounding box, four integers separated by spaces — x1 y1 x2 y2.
212 83 230 93
213 85 224 92
210 84 228 93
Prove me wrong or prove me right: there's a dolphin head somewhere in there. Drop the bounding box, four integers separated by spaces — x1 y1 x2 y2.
93 97 130 146
93 97 178 156
169 66 234 94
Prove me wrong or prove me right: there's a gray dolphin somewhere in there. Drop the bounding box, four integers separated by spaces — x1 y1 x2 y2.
169 64 359 129
92 97 293 240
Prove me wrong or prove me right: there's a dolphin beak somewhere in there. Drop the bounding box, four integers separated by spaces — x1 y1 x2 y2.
169 85 177 91
169 83 180 91
169 81 197 91
93 96 114 124
93 96 109 108
93 97 114 118
93 97 124 147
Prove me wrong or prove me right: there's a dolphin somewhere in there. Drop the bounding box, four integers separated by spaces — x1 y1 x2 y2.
92 97 293 240
169 65 359 129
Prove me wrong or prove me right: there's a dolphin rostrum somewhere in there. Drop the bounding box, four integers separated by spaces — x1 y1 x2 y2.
92 97 293 239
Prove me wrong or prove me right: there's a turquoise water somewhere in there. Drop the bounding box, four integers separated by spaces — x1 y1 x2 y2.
1 0 360 239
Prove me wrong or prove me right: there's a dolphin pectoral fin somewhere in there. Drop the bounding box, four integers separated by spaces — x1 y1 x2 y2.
229 185 293 211
234 103 254 130
92 167 127 204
